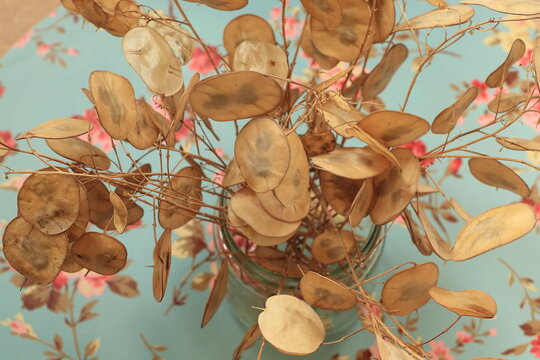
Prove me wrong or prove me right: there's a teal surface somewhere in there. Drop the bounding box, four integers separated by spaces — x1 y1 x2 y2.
0 1 539 359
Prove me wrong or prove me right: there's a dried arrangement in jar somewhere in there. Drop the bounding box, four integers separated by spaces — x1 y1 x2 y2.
1 0 540 358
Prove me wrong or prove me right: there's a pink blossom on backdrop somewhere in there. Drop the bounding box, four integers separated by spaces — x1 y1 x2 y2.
428 340 455 360
188 46 221 75
12 29 34 48
74 109 114 152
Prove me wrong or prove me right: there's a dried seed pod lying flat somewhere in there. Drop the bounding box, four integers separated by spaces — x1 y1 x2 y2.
349 178 375 227
362 44 408 100
201 260 228 328
429 287 497 318
461 0 540 15
370 148 419 225
485 39 526 88
468 158 530 197
394 5 474 32
371 0 396 43
223 14 276 59
274 131 310 206
312 229 357 265
159 166 203 229
311 0 374 62
320 91 363 138
450 203 537 261
358 110 430 147
432 86 478 134
381 262 439 316
376 333 415 360
71 232 127 275
153 228 172 302
122 27 183 96
233 41 288 86
301 0 341 30
300 24 339 70
256 188 310 223
497 137 540 151
254 247 309 278
18 172 80 235
258 295 325 356
185 0 247 11
46 138 111 170
128 99 160 150
190 72 283 121
230 188 301 238
320 171 364 216
300 271 357 311
234 117 290 192
312 147 392 180
222 158 244 187
3 217 68 285
487 93 528 113
89 70 137 140
17 118 92 140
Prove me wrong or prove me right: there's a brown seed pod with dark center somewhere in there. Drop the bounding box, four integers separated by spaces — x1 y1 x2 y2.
18 172 81 235
190 72 283 121
311 229 357 265
301 130 336 157
485 38 526 88
223 14 276 59
432 87 478 134
46 137 111 170
312 147 392 180
362 43 408 100
62 243 84 273
254 247 309 278
301 0 342 30
381 262 439 316
153 228 172 302
429 287 497 318
300 271 357 311
65 182 90 242
17 118 93 140
468 158 530 197
128 99 160 150
256 188 310 223
71 232 127 275
300 23 339 70
2 217 68 285
320 170 364 216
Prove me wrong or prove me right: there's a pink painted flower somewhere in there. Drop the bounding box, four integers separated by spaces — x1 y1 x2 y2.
471 79 493 105
36 43 52 55
456 331 473 344
48 10 57 17
213 169 224 185
76 272 113 298
531 335 540 358
12 29 34 48
126 219 142 231
282 16 303 39
151 96 171 120
0 130 16 159
52 271 69 290
270 6 281 20
477 112 497 126
428 340 455 360
1 314 36 337
368 345 381 360
519 49 532 66
188 46 221 75
448 158 463 178
74 109 114 152
175 116 194 141
400 140 434 168
488 328 498 336
65 48 79 55
0 84 4 98
522 198 540 221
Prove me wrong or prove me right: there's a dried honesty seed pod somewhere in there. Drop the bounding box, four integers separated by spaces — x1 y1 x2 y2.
185 0 247 11
233 324 261 360
358 110 430 147
226 205 247 228
370 148 420 225
301 130 337 157
312 147 392 180
432 86 478 134
89 70 137 140
153 228 172 302
61 244 83 273
381 262 439 316
403 209 433 256
234 117 290 193
190 72 283 121
138 99 176 147
235 220 296 247
2 217 68 285
416 204 451 260
223 14 276 60
485 38 526 88
312 229 357 265
17 118 92 140
222 158 244 187
450 203 537 261
201 260 229 328
258 295 325 356
301 0 342 30
375 333 415 360
274 131 310 207
256 188 310 223
171 73 200 133
371 0 396 43
299 271 357 311
159 166 203 229
311 0 374 62
300 24 339 70
461 0 540 15
71 232 127 275
362 43 408 101
233 41 289 87
487 93 528 113
65 182 90 242
348 178 375 227
320 171 364 216
497 137 540 151
61 0 80 14
46 138 111 170
143 10 194 65
122 27 183 96
230 188 301 238
394 5 475 32
468 158 530 198
128 99 160 150
18 172 80 235
254 247 309 278
320 91 363 138
83 179 114 229
71 0 108 29
429 287 497 318
109 191 128 233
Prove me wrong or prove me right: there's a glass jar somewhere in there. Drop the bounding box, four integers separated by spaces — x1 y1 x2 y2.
213 216 384 341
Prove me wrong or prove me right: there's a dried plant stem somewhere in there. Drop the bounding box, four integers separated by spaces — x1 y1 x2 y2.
322 325 368 345
499 258 537 320
420 315 462 345
140 333 161 358
256 338 265 360
31 336 75 360
67 284 83 360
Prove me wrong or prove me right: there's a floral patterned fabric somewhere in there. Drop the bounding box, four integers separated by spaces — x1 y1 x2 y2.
1 1 540 359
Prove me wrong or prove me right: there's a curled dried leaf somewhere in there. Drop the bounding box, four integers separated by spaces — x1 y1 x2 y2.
468 158 530 197
429 287 497 318
153 228 172 302
201 260 228 328
300 271 357 311
71 232 127 275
